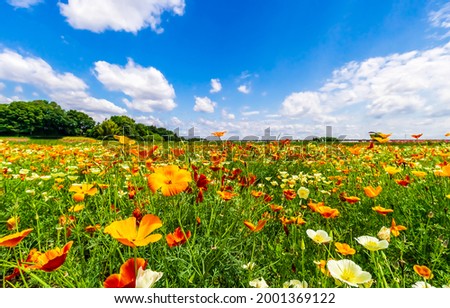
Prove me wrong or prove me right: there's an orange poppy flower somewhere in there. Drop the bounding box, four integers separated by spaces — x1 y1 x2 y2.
243 220 267 232
446 132 450 137
372 205 394 215
29 241 73 272
217 190 237 201
411 133 423 140
166 227 191 248
251 190 264 198
413 265 433 280
147 165 192 197
390 218 407 237
343 196 360 204
317 206 340 219
283 189 296 200
335 242 356 256
104 214 163 247
69 183 98 202
104 258 147 288
280 216 306 225
308 200 325 212
434 165 450 177
395 175 410 187
211 131 226 138
269 204 284 212
0 228 33 247
364 185 382 198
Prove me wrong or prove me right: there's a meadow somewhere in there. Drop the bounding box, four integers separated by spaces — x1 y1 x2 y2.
0 135 449 288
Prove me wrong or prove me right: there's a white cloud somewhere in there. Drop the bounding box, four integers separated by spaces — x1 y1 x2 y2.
170 116 183 126
221 109 235 120
0 49 86 91
281 91 323 117
0 49 126 115
7 0 42 8
210 78 222 93
193 96 216 113
237 84 250 94
94 58 176 112
51 91 126 114
59 0 185 34
0 82 5 91
0 93 13 104
280 41 450 131
429 2 450 38
14 85 23 93
241 110 260 116
135 115 164 127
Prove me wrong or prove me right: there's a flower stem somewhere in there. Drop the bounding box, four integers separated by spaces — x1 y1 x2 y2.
371 251 389 287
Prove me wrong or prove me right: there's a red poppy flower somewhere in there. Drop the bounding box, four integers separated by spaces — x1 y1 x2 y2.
166 227 191 248
0 228 33 248
104 258 147 288
29 241 73 272
283 189 296 200
395 175 410 187
217 190 237 201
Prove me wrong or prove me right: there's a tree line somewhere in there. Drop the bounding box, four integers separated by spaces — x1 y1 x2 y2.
0 100 180 141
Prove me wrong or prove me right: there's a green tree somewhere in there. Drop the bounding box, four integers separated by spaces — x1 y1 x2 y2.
91 119 120 139
134 123 163 142
65 110 96 136
110 115 137 136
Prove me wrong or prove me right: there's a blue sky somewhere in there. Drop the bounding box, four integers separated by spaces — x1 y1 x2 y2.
0 0 450 139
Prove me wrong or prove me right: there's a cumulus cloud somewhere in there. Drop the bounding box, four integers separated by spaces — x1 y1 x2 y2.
281 41 450 125
94 58 176 112
237 84 250 94
7 0 42 8
0 49 126 114
210 78 222 93
193 96 216 113
59 0 185 34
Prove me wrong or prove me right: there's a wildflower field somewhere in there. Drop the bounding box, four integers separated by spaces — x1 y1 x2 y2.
1 135 449 288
